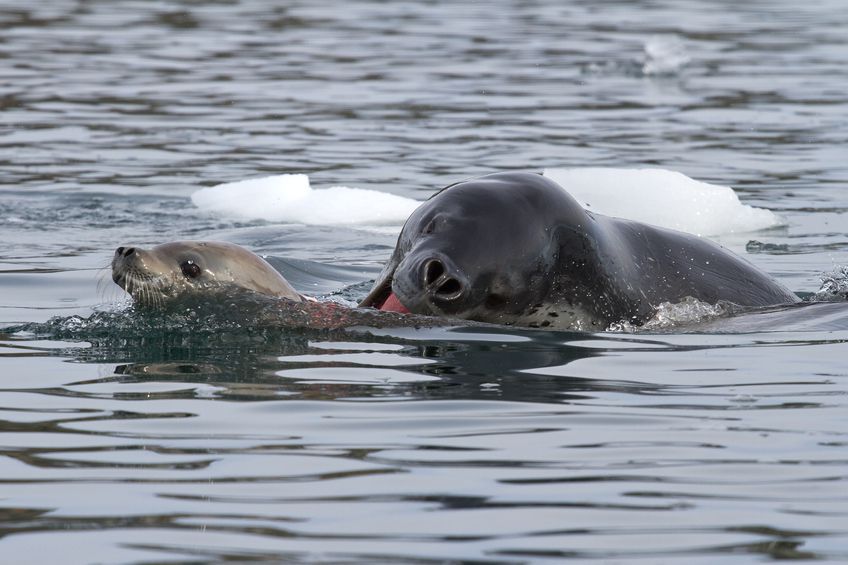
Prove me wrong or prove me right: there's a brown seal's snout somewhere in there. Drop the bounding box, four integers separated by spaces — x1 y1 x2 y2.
112 245 141 287
115 246 136 258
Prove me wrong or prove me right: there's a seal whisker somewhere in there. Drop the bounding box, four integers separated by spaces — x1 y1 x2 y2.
144 284 154 309
150 281 164 309
125 275 137 303
144 280 156 309
97 264 125 304
95 267 110 301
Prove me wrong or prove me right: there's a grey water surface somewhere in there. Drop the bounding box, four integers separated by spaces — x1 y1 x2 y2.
2 1 848 563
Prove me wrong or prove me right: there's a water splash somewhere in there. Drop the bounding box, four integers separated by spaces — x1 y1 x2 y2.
5 291 469 345
812 266 848 302
608 297 731 332
642 36 690 76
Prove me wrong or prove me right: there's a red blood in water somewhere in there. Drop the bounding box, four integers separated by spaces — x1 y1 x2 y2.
380 292 410 314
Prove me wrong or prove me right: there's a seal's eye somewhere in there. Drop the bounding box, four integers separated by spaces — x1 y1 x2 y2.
180 260 202 279
422 217 438 235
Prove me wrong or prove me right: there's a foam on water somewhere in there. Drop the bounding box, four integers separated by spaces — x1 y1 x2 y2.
812 265 848 302
191 174 420 227
642 35 690 76
191 170 783 236
608 297 732 332
543 168 783 236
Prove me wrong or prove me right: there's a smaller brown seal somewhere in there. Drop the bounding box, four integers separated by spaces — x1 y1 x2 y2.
111 240 304 307
110 240 455 330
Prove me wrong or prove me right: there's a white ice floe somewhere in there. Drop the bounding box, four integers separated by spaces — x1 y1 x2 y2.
191 174 419 227
543 168 783 236
192 169 782 236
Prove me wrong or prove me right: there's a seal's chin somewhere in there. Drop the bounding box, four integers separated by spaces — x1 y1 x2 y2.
111 266 172 308
379 292 411 314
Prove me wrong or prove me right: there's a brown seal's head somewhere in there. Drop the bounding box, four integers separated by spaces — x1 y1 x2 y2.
111 240 303 307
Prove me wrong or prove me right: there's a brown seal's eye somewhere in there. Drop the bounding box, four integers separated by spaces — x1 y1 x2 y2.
181 260 202 279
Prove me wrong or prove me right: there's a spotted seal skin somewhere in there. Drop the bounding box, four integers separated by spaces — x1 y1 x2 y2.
360 172 799 330
111 240 304 307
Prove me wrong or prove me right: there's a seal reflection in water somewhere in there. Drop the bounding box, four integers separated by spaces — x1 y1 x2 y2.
360 172 800 330
112 241 304 307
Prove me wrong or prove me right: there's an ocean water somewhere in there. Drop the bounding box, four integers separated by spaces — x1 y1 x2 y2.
2 1 848 563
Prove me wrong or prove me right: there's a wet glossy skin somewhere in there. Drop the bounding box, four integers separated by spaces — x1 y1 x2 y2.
361 172 800 329
112 240 303 307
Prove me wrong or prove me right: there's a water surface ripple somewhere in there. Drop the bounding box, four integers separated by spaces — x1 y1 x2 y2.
1 0 847 562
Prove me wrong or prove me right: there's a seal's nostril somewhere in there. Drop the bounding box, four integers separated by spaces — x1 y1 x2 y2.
423 258 463 300
424 259 444 285
123 247 136 257
116 246 124 255
435 277 462 298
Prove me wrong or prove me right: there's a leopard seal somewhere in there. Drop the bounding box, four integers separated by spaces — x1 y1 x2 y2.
360 171 800 330
111 240 305 307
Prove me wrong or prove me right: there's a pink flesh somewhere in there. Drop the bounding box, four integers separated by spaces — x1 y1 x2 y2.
379 292 410 314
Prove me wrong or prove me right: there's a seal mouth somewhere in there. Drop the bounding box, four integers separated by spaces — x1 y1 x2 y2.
379 291 411 314
112 266 173 308
365 277 411 314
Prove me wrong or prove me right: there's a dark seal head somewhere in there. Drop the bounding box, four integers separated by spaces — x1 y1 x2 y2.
111 240 303 307
360 172 799 330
